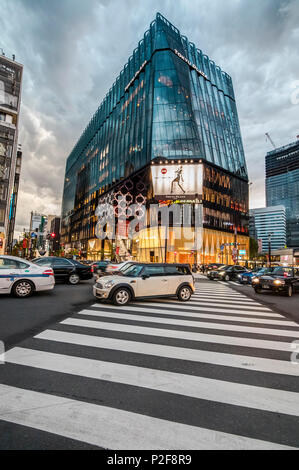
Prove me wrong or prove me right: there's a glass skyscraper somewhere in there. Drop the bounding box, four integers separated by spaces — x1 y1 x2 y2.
249 206 287 253
266 140 299 247
62 13 249 263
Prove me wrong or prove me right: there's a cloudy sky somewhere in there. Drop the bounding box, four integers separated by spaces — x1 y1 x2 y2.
1 0 299 234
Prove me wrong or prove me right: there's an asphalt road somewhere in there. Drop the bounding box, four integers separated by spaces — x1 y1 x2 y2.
0 277 299 449
0 279 95 350
222 280 299 324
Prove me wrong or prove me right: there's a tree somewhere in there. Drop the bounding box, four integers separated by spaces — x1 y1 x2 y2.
249 237 259 259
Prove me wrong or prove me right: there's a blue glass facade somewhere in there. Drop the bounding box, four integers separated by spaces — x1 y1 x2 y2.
250 206 287 253
61 13 248 259
266 140 299 247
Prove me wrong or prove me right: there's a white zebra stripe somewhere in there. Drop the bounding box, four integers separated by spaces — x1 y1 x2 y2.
61 318 299 373
6 347 299 418
83 308 297 328
92 303 282 319
0 385 289 449
36 327 295 360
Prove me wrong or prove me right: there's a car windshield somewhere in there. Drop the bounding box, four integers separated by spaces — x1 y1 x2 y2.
122 264 143 277
119 262 134 272
121 264 144 277
261 267 274 274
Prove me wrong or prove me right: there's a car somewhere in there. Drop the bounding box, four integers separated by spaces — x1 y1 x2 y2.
32 256 93 284
93 263 195 306
208 265 248 281
92 260 109 274
205 263 225 274
80 260 94 266
252 266 299 297
206 265 230 279
0 255 55 298
238 267 274 285
105 260 135 274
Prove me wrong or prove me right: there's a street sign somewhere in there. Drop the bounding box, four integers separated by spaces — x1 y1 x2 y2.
239 249 246 255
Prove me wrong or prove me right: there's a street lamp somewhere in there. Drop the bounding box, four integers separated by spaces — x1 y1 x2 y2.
268 232 273 267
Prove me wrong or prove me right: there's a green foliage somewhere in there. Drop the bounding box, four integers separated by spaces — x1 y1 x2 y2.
249 237 259 259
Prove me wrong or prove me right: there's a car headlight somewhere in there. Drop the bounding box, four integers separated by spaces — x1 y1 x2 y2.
273 279 285 285
103 280 116 288
238 274 242 278
252 278 260 283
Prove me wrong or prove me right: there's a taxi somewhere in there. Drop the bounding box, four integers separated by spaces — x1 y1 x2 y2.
0 255 55 298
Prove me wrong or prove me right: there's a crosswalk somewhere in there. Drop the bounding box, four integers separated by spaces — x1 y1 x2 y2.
1 280 299 449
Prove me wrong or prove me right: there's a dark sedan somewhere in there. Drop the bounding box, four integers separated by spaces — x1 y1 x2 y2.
32 257 93 284
208 265 248 281
252 266 299 297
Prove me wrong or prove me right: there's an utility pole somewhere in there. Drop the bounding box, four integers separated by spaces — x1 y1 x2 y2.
268 232 273 267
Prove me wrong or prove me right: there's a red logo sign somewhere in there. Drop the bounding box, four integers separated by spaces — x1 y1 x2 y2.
161 168 167 174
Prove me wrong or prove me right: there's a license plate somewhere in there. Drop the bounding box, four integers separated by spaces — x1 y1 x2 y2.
263 285 270 289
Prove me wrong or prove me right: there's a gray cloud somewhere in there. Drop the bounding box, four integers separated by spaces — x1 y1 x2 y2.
1 0 298 234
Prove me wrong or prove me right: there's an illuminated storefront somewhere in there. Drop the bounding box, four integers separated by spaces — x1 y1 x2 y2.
61 13 249 262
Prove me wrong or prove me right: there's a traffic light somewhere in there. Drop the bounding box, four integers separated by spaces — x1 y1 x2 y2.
50 233 56 238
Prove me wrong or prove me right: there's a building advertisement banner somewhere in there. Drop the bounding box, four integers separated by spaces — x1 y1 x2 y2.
151 164 203 200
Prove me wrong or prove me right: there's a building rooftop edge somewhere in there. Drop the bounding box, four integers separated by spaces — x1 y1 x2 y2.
250 205 286 212
0 52 23 68
266 139 299 156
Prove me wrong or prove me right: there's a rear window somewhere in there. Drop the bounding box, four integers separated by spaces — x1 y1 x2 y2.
0 258 29 269
165 265 191 275
272 267 293 276
33 258 52 266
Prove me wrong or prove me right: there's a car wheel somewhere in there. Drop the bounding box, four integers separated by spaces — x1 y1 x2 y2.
254 287 263 294
286 285 293 297
112 288 131 306
68 273 80 285
177 285 192 301
224 274 230 281
12 280 34 298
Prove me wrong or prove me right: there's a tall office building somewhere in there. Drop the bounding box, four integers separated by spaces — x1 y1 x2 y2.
250 206 287 253
62 13 249 263
266 139 299 247
0 52 23 254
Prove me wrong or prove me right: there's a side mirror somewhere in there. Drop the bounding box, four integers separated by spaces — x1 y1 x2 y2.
142 274 150 280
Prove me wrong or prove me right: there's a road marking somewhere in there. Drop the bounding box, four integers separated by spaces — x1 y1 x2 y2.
63 316 299 340
0 385 289 449
130 300 273 313
6 347 299 418
36 327 296 359
61 319 299 373
181 296 260 305
83 308 296 328
92 304 282 320
116 300 272 314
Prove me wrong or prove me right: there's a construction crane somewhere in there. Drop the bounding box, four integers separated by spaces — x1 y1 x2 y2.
265 133 276 149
